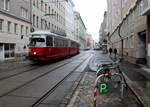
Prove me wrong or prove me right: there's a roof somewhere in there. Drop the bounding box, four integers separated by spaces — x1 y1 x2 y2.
29 30 79 43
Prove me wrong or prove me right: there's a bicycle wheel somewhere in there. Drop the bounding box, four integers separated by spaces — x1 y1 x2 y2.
111 74 122 88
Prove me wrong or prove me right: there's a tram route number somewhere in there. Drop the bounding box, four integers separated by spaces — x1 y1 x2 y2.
99 82 109 94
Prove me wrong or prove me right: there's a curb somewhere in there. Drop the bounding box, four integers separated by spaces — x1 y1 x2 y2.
123 73 147 107
59 54 93 107
59 67 88 107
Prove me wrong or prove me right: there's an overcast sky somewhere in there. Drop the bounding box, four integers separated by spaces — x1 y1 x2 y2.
72 0 107 42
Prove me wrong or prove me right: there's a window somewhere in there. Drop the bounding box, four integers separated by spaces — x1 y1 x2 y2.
21 25 23 34
41 0 43 11
33 0 35 6
21 7 28 19
52 24 54 31
56 13 58 21
14 23 17 34
52 9 54 18
45 20 47 29
7 21 11 32
0 0 4 9
46 36 53 46
36 0 39 8
36 16 39 28
0 19 3 31
48 6 50 14
41 19 43 29
25 27 28 35
33 14 35 26
45 4 47 13
29 38 46 47
0 0 10 10
55 11 56 20
49 22 50 29
4 43 15 58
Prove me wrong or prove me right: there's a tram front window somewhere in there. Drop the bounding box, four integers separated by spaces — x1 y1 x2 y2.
29 38 46 47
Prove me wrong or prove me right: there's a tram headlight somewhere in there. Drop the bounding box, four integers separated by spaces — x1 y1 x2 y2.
33 52 37 55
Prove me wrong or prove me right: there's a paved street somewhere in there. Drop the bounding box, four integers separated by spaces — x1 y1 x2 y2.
0 50 150 107
0 51 92 107
67 51 146 107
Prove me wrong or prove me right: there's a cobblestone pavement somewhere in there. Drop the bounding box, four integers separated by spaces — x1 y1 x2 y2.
68 71 143 107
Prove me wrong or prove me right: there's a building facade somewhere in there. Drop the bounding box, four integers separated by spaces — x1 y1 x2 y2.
85 33 93 49
107 0 150 67
74 11 86 49
0 0 31 61
99 11 108 49
107 0 137 34
142 0 150 67
65 0 75 40
31 0 66 36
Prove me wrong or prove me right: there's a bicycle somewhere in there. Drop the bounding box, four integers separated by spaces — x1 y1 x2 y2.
93 60 127 107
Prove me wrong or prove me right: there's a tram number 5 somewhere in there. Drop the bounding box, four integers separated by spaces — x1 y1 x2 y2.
99 83 109 94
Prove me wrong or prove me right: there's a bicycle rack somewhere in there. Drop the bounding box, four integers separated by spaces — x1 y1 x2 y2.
93 73 125 107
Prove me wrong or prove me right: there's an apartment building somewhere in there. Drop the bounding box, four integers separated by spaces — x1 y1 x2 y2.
107 0 136 34
142 0 150 67
99 11 107 48
85 33 93 49
107 0 150 67
0 0 31 61
65 0 75 40
31 0 66 36
74 11 86 49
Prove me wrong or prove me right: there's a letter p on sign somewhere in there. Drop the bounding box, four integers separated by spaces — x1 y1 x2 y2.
99 83 109 94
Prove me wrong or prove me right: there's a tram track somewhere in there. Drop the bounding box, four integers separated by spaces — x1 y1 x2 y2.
0 59 70 81
0 53 83 81
31 54 91 107
0 53 90 98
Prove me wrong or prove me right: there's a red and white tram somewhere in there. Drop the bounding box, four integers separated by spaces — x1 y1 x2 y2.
28 31 80 61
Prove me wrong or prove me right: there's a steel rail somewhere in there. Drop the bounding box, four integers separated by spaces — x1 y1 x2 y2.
31 55 91 107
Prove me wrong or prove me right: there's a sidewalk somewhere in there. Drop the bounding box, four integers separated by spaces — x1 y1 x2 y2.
110 53 150 107
67 51 145 107
119 60 150 107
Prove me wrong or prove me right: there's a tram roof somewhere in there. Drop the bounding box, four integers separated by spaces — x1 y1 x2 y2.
30 30 79 44
30 31 60 37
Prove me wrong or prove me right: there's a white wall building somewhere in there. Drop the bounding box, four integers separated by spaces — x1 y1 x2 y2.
0 0 31 61
31 0 66 36
65 0 75 40
74 11 86 49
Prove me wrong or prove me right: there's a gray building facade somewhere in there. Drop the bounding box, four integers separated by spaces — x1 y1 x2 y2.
74 11 86 49
0 0 31 61
31 0 66 36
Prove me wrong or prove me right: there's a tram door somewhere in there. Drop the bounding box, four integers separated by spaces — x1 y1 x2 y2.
0 43 4 60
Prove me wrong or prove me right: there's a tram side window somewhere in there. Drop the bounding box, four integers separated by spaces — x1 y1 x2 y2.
46 36 53 46
54 38 60 47
71 41 76 47
64 40 68 47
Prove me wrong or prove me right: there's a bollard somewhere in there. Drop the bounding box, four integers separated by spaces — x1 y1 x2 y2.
93 85 97 107
93 74 104 106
